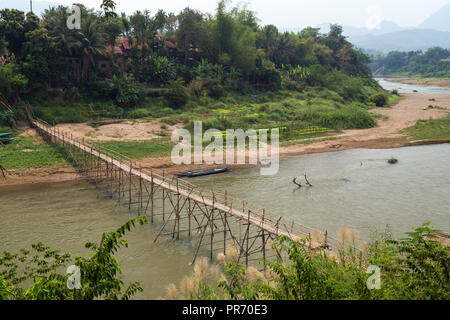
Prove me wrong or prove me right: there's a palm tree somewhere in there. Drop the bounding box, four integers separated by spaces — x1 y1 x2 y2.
73 17 107 80
42 6 77 55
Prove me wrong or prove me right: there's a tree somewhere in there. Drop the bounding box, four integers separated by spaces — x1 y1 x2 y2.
21 27 53 90
73 17 107 80
0 9 26 56
0 59 28 102
256 24 279 60
175 8 205 52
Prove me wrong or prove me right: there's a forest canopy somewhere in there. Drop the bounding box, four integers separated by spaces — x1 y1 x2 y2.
0 1 386 133
370 47 450 78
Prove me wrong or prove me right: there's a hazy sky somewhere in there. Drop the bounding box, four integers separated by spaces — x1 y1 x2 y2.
53 0 450 29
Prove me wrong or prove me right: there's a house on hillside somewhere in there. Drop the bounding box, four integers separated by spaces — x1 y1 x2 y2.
441 57 450 64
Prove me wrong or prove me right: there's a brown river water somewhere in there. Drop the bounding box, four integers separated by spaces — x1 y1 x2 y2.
1 143 449 299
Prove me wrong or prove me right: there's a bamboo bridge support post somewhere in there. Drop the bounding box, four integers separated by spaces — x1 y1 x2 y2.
308 233 312 250
246 210 250 268
224 191 228 255
118 158 122 204
176 178 180 240
150 170 154 224
139 167 143 214
129 161 132 210
210 194 215 260
162 171 166 222
262 209 266 273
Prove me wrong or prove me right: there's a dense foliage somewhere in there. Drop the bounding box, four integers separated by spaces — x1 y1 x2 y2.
1 221 447 300
371 47 450 77
167 223 449 300
0 1 386 133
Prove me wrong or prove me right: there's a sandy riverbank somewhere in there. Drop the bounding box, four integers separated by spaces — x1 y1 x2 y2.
386 77 450 87
1 92 449 187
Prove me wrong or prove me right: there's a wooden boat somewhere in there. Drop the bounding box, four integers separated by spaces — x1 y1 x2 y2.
0 132 12 137
175 166 229 178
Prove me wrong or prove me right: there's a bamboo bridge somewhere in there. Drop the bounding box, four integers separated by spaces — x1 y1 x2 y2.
31 117 348 269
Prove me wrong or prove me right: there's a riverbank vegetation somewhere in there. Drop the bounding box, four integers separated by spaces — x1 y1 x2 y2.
371 47 450 78
1 220 448 300
404 115 450 141
98 138 174 159
0 1 391 139
0 136 68 169
167 223 449 300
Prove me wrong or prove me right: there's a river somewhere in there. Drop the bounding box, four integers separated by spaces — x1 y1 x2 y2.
1 79 449 299
375 78 450 94
1 143 449 299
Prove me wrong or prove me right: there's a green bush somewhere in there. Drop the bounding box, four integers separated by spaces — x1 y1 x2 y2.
85 80 116 100
165 79 189 108
0 110 15 127
369 92 389 107
201 78 225 98
188 77 225 98
112 75 145 109
127 108 151 119
142 55 177 86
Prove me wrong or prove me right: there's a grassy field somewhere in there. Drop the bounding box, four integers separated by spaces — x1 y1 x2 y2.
0 137 68 169
98 138 175 159
403 116 450 141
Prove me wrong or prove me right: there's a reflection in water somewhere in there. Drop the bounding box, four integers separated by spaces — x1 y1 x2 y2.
1 144 449 299
376 78 450 95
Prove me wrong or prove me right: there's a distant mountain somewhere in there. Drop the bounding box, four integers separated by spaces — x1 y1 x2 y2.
0 0 62 17
420 2 450 32
351 29 450 53
316 20 405 38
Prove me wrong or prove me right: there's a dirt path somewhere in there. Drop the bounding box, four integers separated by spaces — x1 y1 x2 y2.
53 120 181 141
1 93 449 187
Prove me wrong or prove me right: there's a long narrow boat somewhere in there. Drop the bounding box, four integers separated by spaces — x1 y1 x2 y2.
0 132 12 137
175 166 229 178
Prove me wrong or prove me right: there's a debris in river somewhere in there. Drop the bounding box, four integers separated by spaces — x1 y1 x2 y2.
293 174 313 189
388 158 398 164
293 177 302 188
304 174 313 187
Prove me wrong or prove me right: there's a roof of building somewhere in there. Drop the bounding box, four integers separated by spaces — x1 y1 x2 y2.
108 45 123 54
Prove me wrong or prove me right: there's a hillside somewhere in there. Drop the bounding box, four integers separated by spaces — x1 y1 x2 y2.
352 29 450 53
370 47 450 77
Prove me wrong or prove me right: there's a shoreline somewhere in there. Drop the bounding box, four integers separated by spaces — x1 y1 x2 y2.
384 77 450 88
1 138 449 188
1 92 449 188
